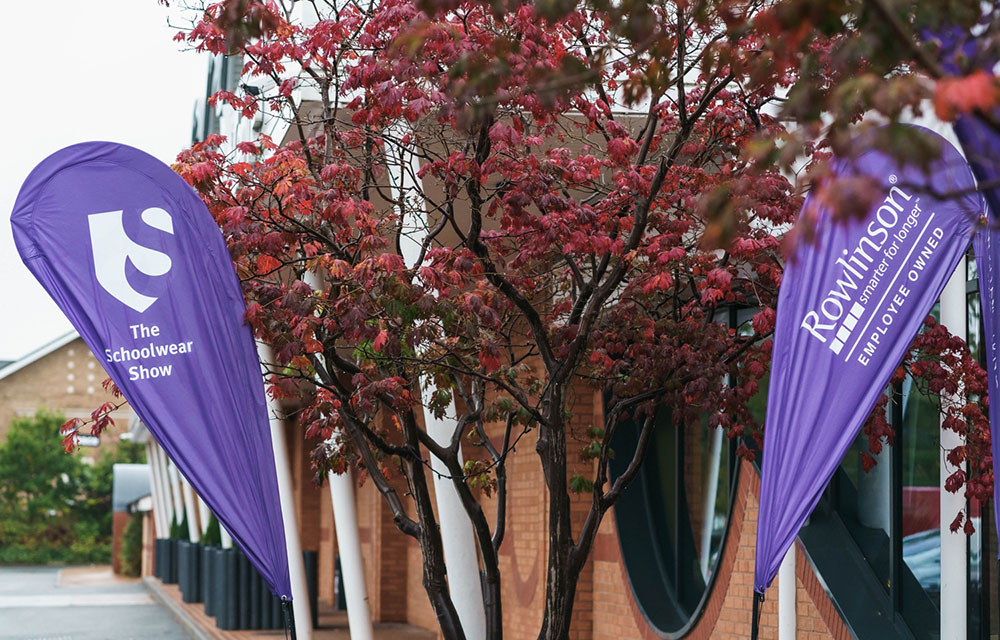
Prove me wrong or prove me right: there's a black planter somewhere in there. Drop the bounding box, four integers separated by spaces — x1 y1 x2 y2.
250 564 263 629
202 545 217 616
218 548 239 630
163 539 178 584
153 539 163 580
211 548 227 623
270 592 283 631
238 552 252 629
180 542 202 603
303 550 319 629
192 542 204 602
177 541 190 597
260 580 274 629
157 539 168 582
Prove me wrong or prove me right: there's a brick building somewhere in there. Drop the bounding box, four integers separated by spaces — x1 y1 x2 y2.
15 216 982 638
146 348 985 639
139 20 997 638
217 332 988 640
0 331 136 459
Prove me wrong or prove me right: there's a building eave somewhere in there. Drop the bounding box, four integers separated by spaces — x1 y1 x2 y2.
0 330 80 383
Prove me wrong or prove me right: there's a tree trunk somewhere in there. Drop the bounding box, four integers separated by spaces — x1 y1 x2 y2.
401 429 466 640
535 409 578 640
483 557 503 640
411 457 467 640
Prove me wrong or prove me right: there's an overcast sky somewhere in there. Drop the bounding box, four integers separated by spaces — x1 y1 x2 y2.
0 2 206 361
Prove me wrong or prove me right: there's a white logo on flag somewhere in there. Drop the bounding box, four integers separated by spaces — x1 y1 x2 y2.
88 208 174 312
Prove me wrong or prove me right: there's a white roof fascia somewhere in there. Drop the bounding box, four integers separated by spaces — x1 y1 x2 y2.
0 330 80 383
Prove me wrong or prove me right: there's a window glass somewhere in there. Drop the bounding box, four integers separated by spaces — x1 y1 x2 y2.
610 408 734 634
967 282 987 632
900 377 941 611
968 292 984 375
836 402 892 591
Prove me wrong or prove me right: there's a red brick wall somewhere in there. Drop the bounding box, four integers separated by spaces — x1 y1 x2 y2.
142 512 155 577
493 425 547 638
405 476 439 632
589 461 846 640
0 338 135 463
304 400 851 639
357 478 378 614
288 423 323 553
111 510 129 574
350 452 412 625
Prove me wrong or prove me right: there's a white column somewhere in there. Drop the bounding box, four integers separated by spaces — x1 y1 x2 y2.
167 457 185 532
153 444 171 534
391 140 487 638
259 342 313 640
145 442 167 538
939 258 967 640
156 446 176 533
778 546 797 640
181 477 201 543
329 468 374 640
197 494 211 537
424 400 488 640
302 269 374 640
220 524 234 550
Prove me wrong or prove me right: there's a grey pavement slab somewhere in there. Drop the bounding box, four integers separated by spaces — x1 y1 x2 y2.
0 566 193 640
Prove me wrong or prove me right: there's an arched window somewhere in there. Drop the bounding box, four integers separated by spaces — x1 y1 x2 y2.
610 408 737 636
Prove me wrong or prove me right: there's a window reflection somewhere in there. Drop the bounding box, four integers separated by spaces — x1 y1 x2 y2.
967 277 988 632
826 299 955 636
900 377 941 610
611 407 735 634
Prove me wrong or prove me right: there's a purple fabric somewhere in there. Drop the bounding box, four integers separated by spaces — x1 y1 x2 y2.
10 141 292 598
932 22 1000 557
972 213 1000 552
956 114 1000 546
754 126 982 593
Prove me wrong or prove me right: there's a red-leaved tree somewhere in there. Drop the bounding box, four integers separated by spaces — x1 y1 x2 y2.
66 0 1000 638
172 2 792 637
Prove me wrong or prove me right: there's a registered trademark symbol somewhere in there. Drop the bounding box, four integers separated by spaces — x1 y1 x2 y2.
889 174 897 184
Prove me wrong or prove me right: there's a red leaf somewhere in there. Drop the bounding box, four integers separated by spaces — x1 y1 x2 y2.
950 511 964 533
934 71 1000 121
256 254 281 273
964 516 976 535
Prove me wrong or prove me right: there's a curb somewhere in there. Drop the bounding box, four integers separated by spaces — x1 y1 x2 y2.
142 576 214 640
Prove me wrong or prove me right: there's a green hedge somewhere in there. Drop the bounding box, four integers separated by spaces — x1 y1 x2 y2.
118 512 143 577
0 410 144 566
0 542 110 566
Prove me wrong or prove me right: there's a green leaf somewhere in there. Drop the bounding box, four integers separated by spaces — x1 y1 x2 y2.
569 475 594 494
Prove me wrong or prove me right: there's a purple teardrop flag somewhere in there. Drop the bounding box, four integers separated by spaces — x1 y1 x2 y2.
10 141 291 598
932 21 1000 558
754 126 982 593
955 113 1000 546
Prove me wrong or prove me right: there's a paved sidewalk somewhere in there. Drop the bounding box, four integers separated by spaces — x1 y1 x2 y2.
145 577 437 640
0 565 193 639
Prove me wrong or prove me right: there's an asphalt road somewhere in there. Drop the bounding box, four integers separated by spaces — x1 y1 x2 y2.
0 566 192 640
